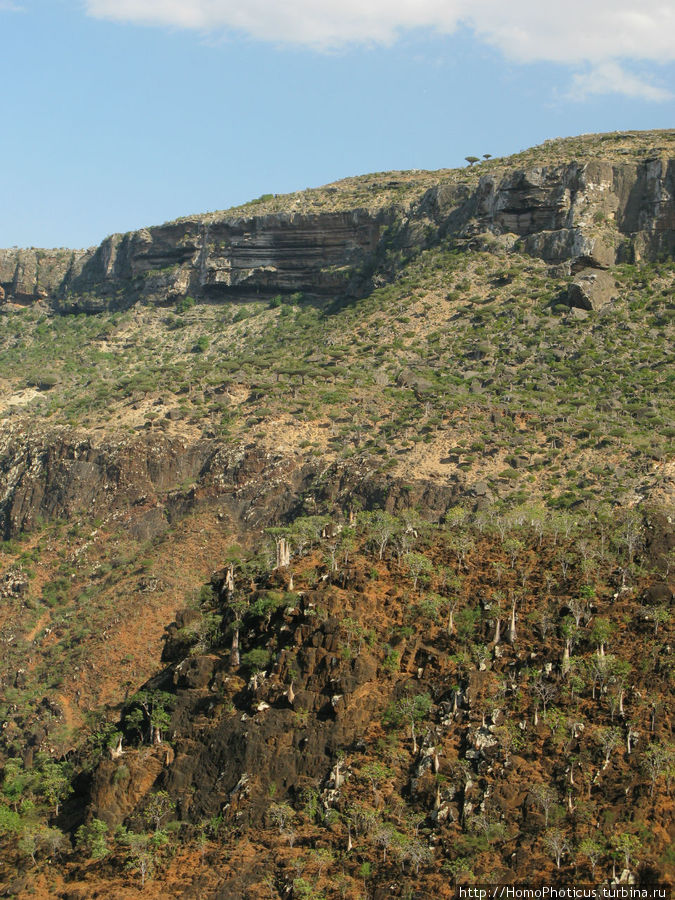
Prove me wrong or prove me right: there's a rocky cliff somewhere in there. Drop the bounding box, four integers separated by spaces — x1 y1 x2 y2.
1 137 673 310
0 247 92 305
0 131 673 899
0 210 388 312
476 156 675 266
0 418 462 541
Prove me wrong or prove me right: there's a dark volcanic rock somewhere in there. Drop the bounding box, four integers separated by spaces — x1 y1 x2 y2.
89 749 165 828
0 427 210 538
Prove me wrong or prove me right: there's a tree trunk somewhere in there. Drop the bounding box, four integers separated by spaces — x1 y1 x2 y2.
333 760 344 790
276 538 291 569
506 602 517 644
231 628 240 668
626 727 635 755
224 565 235 598
561 640 570 675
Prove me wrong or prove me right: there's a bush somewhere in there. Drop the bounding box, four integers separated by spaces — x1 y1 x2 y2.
240 648 272 674
175 296 196 314
76 818 109 859
248 591 289 620
27 373 58 390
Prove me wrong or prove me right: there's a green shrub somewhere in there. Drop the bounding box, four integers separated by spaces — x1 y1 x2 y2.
240 648 272 674
175 296 196 314
27 373 58 390
76 818 109 859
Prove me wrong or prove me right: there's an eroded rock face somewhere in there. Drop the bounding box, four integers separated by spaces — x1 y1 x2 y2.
89 748 165 828
0 423 463 542
0 428 211 538
468 157 675 266
1 151 673 311
0 247 92 304
98 599 385 830
53 209 388 311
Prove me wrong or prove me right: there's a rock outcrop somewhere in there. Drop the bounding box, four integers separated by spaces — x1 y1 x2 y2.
565 268 618 310
435 156 675 268
0 247 92 305
1 211 388 311
0 427 210 538
0 421 463 540
1 145 673 311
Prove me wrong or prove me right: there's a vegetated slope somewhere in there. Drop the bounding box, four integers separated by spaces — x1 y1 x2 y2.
2 512 673 898
0 130 672 898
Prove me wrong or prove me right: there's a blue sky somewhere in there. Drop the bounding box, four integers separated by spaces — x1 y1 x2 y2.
2 0 673 249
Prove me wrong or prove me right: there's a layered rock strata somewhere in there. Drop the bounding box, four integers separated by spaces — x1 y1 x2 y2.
1 154 673 310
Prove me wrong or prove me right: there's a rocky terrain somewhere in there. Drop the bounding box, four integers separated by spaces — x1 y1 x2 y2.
1 130 673 312
0 130 672 899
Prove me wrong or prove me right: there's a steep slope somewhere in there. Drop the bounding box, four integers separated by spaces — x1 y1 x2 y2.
0 130 672 899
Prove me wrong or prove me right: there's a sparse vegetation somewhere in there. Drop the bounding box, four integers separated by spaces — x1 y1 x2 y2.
0 129 673 896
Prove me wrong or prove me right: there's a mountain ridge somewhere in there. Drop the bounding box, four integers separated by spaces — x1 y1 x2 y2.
1 129 673 312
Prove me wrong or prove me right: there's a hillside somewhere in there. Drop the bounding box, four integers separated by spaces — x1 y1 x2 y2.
0 130 673 899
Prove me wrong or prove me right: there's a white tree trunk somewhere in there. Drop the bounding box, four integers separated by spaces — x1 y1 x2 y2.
224 565 235 597
561 640 571 675
276 538 291 569
507 602 517 644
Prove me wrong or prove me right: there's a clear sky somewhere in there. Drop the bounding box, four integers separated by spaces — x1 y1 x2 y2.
2 0 674 249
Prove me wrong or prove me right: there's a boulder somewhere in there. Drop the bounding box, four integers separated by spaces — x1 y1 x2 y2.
88 748 165 828
175 654 217 689
566 268 617 311
642 583 673 606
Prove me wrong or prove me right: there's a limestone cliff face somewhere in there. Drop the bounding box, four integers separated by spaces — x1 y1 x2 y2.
426 156 675 269
1 151 673 309
52 209 387 312
0 247 93 304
